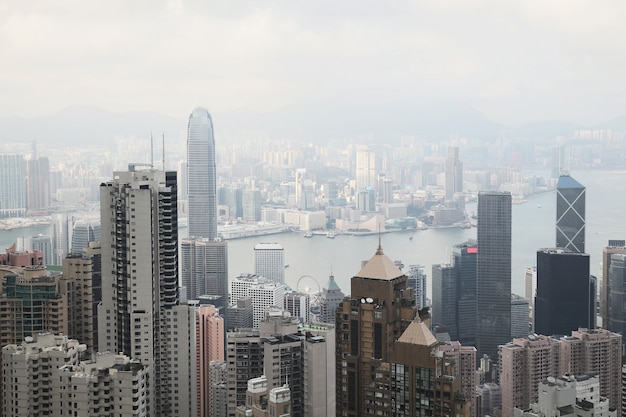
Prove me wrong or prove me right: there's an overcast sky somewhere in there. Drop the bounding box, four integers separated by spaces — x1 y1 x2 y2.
1 0 625 126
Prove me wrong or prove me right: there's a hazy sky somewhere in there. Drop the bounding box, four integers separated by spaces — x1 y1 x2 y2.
2 0 625 125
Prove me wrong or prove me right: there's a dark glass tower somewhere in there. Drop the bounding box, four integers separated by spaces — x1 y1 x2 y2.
535 248 595 335
432 263 457 339
187 107 217 240
556 174 585 253
454 240 478 346
608 253 626 336
476 191 511 361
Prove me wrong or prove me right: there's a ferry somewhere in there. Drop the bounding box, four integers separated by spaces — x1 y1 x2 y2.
304 231 313 238
326 231 336 239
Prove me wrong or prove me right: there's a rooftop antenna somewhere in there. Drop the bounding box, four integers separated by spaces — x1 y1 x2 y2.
162 132 165 170
150 132 154 168
376 224 383 254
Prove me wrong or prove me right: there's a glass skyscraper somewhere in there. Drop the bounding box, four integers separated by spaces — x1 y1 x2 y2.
476 191 511 362
556 174 585 253
187 107 217 240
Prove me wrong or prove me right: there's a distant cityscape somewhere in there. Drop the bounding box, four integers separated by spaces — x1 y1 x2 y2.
0 107 625 417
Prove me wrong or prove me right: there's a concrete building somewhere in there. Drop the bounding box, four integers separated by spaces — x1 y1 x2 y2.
0 265 67 347
234 376 292 417
440 341 478 417
602 240 626 327
226 329 264 417
500 334 562 417
231 274 286 328
25 155 50 212
226 297 254 330
407 264 428 309
284 291 310 324
477 191 512 361
187 106 218 240
318 274 345 324
556 174 586 253
512 294 530 339
300 322 336 417
355 148 376 193
254 242 285 285
243 189 262 221
477 383 502 417
1 334 149 417
29 234 53 265
51 213 73 265
60 241 102 355
98 166 196 417
181 237 229 300
70 217 100 255
535 248 595 336
197 304 225 417
209 360 228 417
525 267 537 328
445 146 463 202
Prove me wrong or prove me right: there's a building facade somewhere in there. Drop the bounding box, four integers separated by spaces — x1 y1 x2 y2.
181 237 229 300
476 191 512 361
556 174 585 253
0 154 27 218
254 242 285 284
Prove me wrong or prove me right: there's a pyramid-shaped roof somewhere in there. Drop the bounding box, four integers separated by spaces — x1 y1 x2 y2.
354 244 404 281
326 275 342 292
397 319 438 347
557 175 584 190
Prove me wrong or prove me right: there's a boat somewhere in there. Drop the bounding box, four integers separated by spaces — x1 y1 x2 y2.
304 231 313 238
409 236 413 241
284 264 289 268
326 231 336 239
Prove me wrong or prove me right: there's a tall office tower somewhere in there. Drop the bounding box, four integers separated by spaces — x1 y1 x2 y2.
231 274 286 328
235 376 291 417
226 297 254 330
25 156 50 211
284 291 310 323
61 241 102 354
242 189 262 220
445 146 463 201
1 334 149 417
197 304 225 417
30 234 53 265
335 244 418 416
454 240 478 346
209 361 228 417
70 218 100 255
187 106 217 239
295 168 306 208
178 160 188 201
254 242 285 284
226 329 264 417
219 186 243 219
476 191 512 361
609 254 626 339
560 329 622 416
476 383 502 417
499 334 562 417
525 266 537 327
440 341 478 417
181 237 229 300
511 294 530 339
0 154 26 218
556 174 585 253
355 148 376 192
356 188 376 212
406 264 427 309
0 266 67 347
432 262 458 339
318 274 345 324
51 213 73 265
98 166 197 417
602 240 626 326
535 249 595 336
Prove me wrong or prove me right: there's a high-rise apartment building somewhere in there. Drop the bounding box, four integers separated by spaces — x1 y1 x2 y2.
535 248 595 336
407 264 428 309
355 148 376 193
0 154 26 218
187 106 218 239
476 191 512 361
197 304 225 417
61 241 101 355
602 240 626 327
98 166 196 417
226 329 264 417
1 334 149 417
556 174 585 253
445 146 463 201
51 213 73 265
254 242 285 284
181 237 229 300
25 156 50 211
242 189 262 221
500 334 561 417
234 376 292 417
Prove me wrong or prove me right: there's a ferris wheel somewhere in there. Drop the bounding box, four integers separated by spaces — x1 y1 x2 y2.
297 275 322 304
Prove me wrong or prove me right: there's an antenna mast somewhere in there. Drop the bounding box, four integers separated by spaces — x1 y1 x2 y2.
162 132 165 170
150 132 154 168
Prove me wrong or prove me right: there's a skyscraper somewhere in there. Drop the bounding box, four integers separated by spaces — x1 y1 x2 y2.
254 242 285 284
98 166 197 417
355 148 376 193
602 240 626 326
25 156 50 212
454 240 478 346
556 174 585 253
0 154 26 218
535 248 595 336
318 274 344 324
432 262 458 338
70 218 101 255
476 191 512 361
181 237 229 300
608 253 626 338
187 107 218 239
445 146 463 201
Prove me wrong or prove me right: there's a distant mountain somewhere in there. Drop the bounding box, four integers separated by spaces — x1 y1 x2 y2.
1 104 625 148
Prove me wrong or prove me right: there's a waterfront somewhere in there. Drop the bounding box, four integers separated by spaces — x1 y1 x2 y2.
1 170 624 299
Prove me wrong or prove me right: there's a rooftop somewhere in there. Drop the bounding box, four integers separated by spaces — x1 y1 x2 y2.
354 244 404 281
